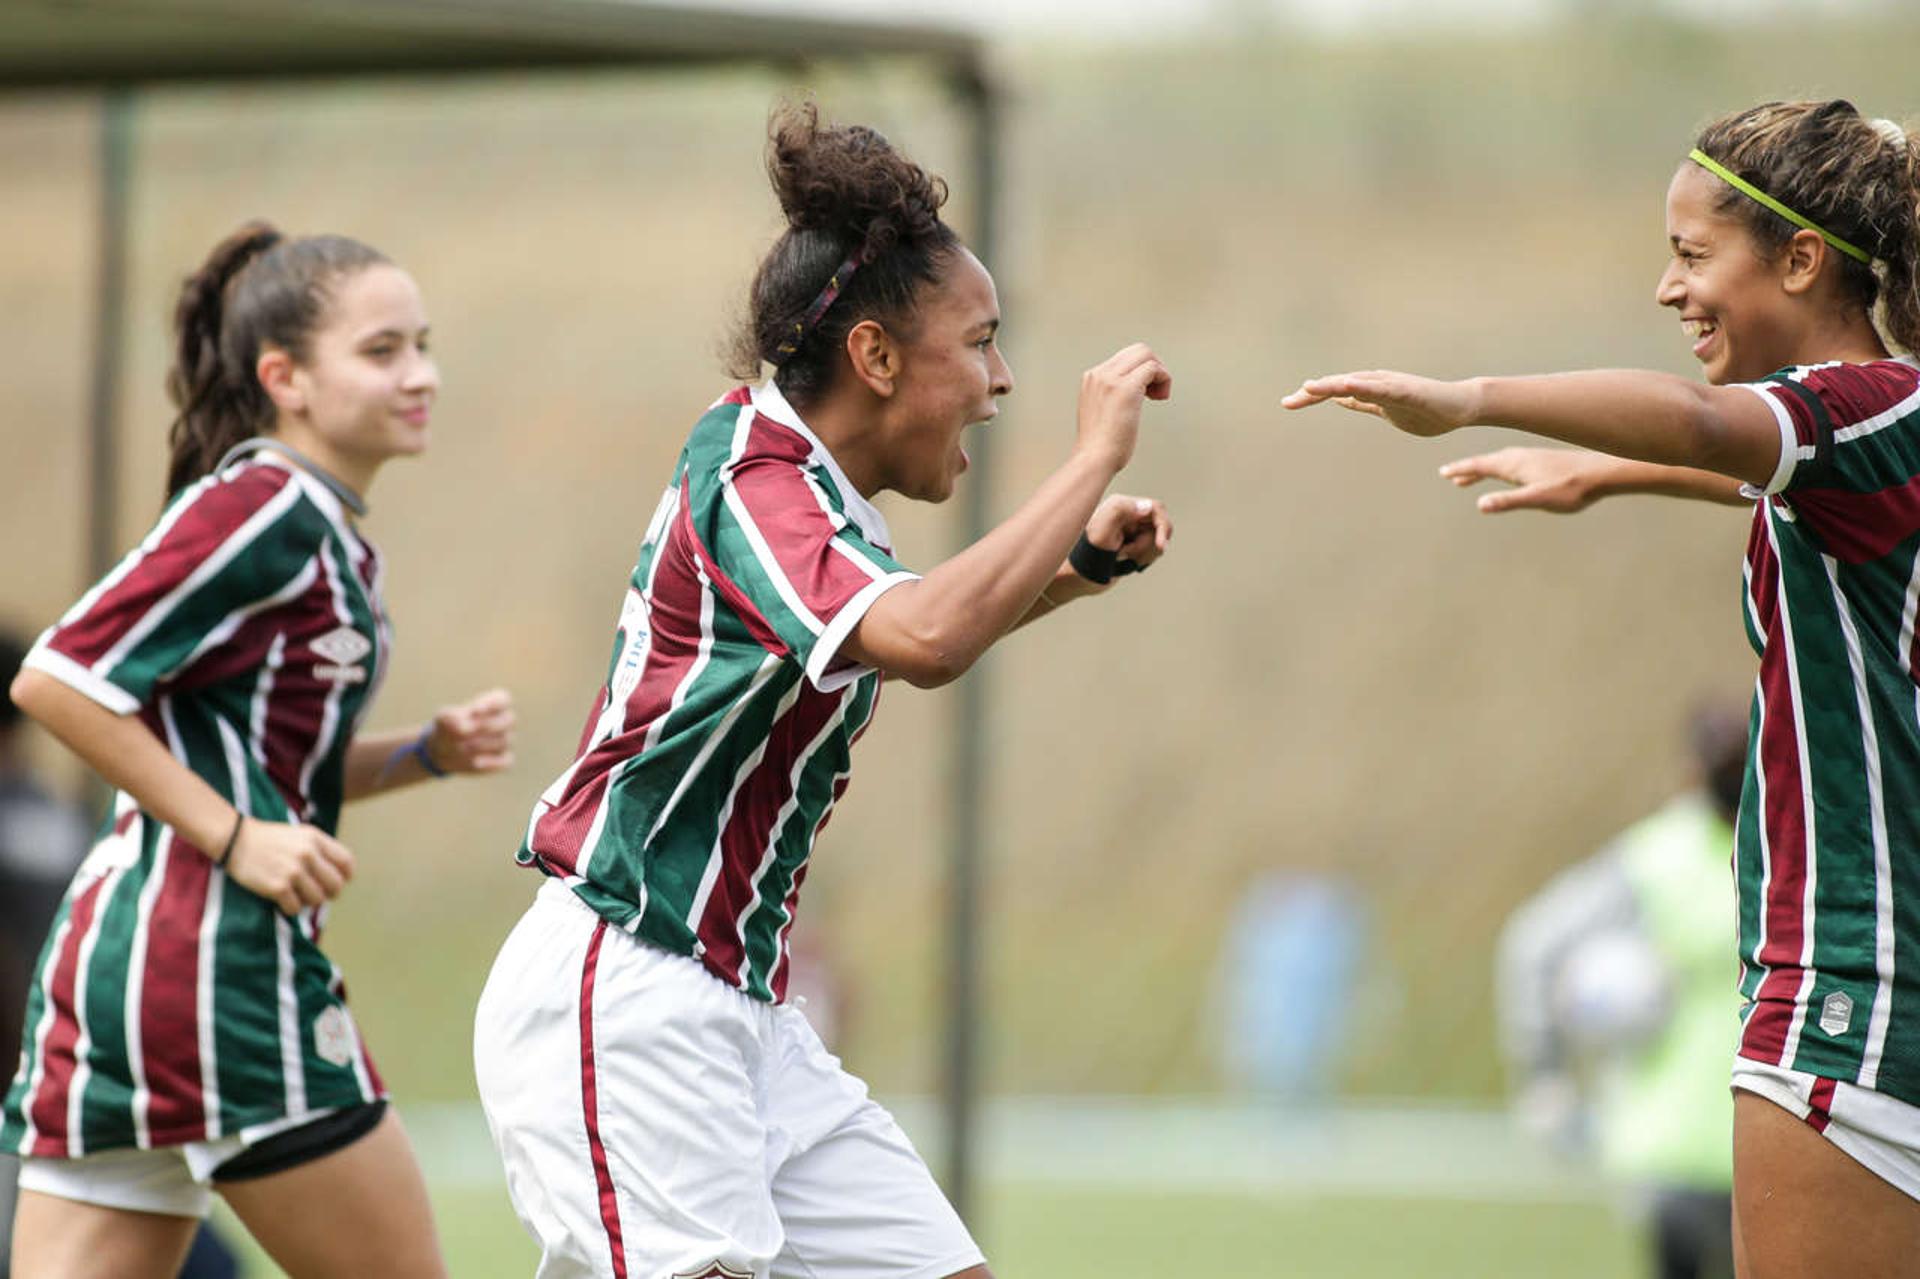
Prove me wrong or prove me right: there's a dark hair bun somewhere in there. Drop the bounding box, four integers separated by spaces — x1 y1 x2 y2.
767 101 948 257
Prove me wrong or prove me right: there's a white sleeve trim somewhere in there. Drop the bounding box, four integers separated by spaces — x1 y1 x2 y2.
1737 382 1800 499
805 571 920 692
22 645 141 716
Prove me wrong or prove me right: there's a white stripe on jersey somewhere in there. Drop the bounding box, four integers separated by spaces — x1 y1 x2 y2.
1823 555 1897 1086
644 652 782 853
164 561 320 686
733 691 856 989
165 697 224 1140
568 488 683 887
1767 509 1822 1068
93 477 306 682
251 633 287 775
721 405 826 637
63 865 123 1157
274 917 306 1117
1835 379 1920 445
123 826 172 1148
46 471 223 636
298 542 355 818
686 678 807 940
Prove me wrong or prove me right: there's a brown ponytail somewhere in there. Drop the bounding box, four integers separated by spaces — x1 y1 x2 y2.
727 102 961 406
1693 101 1920 354
163 221 389 498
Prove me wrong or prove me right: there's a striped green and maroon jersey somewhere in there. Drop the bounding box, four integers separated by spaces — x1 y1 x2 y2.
1733 355 1920 1105
518 383 918 1002
2 447 391 1158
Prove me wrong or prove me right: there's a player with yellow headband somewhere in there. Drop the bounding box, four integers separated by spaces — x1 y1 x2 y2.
1286 99 1920 1277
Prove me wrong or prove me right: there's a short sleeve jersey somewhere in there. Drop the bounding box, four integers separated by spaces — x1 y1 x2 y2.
1730 356 1920 1105
519 383 917 1003
2 447 391 1158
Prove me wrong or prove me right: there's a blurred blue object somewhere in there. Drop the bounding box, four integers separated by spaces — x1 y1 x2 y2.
1215 873 1367 1098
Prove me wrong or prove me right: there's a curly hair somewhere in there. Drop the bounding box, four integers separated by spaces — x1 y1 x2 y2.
727 102 962 404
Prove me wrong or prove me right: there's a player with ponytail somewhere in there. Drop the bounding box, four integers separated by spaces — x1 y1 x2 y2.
1287 100 1920 1275
473 103 1173 1279
6 222 513 1277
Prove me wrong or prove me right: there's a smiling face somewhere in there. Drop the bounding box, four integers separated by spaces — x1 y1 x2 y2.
269 263 438 487
1655 163 1809 385
876 248 1014 503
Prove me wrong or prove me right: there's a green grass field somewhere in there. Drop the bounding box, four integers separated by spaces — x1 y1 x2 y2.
219 1181 1643 1278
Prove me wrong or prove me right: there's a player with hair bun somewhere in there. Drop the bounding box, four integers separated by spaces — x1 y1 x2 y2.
6 221 513 1278
473 102 1173 1279
1287 100 1920 1276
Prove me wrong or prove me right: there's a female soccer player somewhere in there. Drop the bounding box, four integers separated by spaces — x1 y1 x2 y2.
1285 100 1920 1277
5 222 514 1278
473 104 1173 1279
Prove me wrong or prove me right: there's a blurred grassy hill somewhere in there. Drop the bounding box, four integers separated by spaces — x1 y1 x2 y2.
3 17 1913 1105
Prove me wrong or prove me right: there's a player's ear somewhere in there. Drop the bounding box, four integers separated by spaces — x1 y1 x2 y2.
257 345 305 416
845 320 898 398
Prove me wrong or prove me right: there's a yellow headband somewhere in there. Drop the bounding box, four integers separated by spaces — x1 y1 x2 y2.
1689 148 1873 265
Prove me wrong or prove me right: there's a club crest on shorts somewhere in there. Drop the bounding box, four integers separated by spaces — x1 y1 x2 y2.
1820 991 1854 1037
311 625 371 685
670 1265 752 1279
313 1005 357 1067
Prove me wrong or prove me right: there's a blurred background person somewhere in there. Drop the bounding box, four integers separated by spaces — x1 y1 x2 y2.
1496 703 1746 1279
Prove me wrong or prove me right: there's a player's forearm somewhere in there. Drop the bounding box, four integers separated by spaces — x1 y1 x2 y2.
855 450 1116 686
1586 457 1751 506
1472 371 1775 485
342 728 440 800
9 669 236 852
1010 563 1105 632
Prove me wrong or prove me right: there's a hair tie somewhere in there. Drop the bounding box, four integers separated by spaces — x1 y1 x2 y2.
1688 148 1873 266
1871 118 1909 150
771 245 870 366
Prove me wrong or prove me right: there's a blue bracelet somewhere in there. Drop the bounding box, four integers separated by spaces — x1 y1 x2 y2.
411 728 448 779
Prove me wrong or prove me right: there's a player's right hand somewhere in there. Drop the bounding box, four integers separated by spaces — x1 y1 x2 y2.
1075 343 1172 473
1281 369 1480 437
225 819 356 915
1439 446 1607 514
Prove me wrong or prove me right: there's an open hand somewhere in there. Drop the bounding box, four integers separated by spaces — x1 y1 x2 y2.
1439 447 1608 514
1281 370 1480 438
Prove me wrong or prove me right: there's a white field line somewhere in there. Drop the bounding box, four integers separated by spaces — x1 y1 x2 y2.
404 1096 1617 1205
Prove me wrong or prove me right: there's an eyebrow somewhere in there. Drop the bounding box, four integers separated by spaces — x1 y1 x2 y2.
357 325 429 342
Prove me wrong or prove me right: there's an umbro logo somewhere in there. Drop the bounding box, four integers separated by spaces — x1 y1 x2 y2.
312 625 371 684
671 1266 751 1279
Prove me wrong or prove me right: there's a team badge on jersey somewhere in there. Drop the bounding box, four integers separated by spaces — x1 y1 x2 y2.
313 1005 357 1067
311 625 371 684
671 1266 751 1279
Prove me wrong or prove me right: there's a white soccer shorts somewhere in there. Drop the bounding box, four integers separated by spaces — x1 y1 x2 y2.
14 1107 341 1218
473 878 984 1279
1733 1056 1920 1201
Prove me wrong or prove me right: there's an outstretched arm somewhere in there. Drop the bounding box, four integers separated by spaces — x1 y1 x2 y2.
1438 447 1749 514
1282 368 1783 489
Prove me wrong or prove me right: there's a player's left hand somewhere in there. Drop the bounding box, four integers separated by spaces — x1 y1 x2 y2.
1281 370 1481 438
425 688 516 775
1086 493 1173 577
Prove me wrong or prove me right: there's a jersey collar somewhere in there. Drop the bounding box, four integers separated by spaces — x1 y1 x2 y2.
215 437 368 521
749 381 895 550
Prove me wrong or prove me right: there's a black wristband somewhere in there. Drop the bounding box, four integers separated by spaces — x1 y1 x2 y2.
217 811 245 868
1067 533 1119 585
